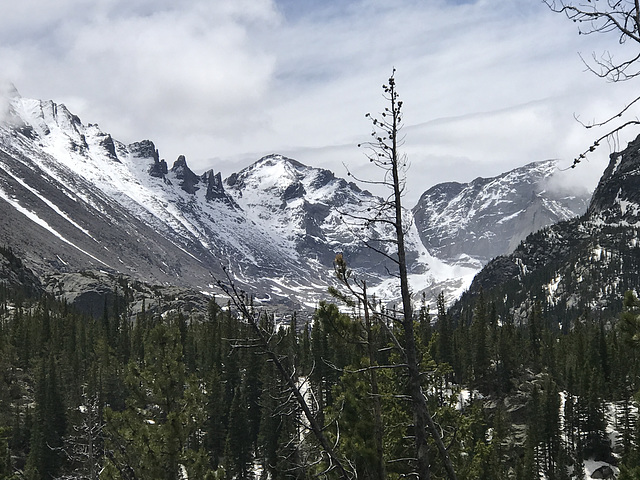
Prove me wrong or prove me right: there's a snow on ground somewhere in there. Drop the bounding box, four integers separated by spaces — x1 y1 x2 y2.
584 459 619 480
370 219 480 307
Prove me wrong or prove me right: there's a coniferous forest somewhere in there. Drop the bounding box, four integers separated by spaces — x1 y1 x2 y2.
3 2 640 475
1 244 640 479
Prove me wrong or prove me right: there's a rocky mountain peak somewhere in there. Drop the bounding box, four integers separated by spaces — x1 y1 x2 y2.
413 159 590 264
129 140 160 162
587 134 640 225
202 169 237 207
226 154 307 191
257 153 306 171
226 155 312 210
171 155 200 194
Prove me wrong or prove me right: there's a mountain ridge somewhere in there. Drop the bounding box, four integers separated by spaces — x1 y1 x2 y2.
0 88 591 310
453 135 640 323
413 159 590 264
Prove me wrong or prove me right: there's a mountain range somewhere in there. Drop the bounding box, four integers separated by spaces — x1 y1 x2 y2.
455 134 640 324
0 86 591 313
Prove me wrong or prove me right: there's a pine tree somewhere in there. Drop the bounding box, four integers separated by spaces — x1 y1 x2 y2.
540 375 562 478
102 322 211 479
204 369 226 470
257 361 280 479
25 353 67 479
470 291 489 390
0 427 12 479
436 292 454 369
224 385 252 479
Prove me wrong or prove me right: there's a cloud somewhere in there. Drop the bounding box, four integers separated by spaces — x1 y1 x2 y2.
0 82 18 124
0 0 279 154
0 0 638 204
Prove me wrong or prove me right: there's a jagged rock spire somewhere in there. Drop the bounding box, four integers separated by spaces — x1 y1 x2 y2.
171 155 200 194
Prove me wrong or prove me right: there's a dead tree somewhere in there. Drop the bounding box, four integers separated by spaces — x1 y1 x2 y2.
344 69 457 480
56 387 104 480
545 0 640 166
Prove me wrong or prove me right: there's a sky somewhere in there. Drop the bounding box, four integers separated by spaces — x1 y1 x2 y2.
1 0 639 205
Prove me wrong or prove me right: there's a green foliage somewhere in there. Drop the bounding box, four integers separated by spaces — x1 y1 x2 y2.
621 290 640 347
2 255 640 480
102 322 211 480
25 353 67 480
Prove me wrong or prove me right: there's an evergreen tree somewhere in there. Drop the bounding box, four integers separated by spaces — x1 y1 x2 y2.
224 385 252 479
25 353 67 480
470 291 489 390
621 290 640 347
204 369 226 470
0 427 12 479
102 322 211 479
436 292 454 369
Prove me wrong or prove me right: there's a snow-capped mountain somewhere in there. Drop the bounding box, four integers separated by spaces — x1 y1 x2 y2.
413 160 590 265
588 134 640 225
0 87 590 310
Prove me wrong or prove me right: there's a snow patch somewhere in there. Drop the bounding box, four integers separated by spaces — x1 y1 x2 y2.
0 184 110 267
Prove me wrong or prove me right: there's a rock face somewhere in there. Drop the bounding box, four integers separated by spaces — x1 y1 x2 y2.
204 171 226 202
588 134 640 224
45 270 210 320
413 160 590 264
454 134 640 322
0 246 43 298
171 155 200 194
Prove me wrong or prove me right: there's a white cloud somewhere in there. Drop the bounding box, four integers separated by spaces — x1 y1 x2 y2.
0 0 638 205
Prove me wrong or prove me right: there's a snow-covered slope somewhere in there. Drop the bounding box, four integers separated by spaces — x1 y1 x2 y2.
0 87 591 309
413 160 590 265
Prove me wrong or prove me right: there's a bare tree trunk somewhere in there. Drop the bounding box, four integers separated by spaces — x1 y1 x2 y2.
388 96 431 480
384 71 457 480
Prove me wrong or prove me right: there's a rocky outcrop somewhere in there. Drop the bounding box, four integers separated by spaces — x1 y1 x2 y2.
45 270 210 320
591 465 615 479
98 133 119 161
203 170 224 201
130 140 160 162
588 134 640 224
0 246 43 298
171 155 200 194
148 157 168 178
